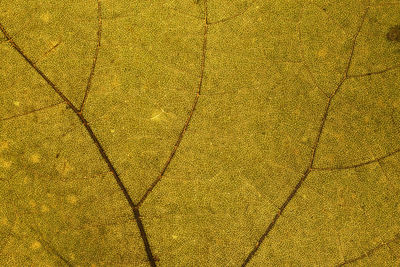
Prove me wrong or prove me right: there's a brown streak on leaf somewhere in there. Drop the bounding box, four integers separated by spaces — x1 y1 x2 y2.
34 41 62 64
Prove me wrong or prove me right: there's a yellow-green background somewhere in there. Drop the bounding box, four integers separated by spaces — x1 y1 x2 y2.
1 0 400 266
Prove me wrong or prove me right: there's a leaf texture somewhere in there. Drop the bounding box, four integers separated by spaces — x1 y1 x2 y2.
1 0 400 266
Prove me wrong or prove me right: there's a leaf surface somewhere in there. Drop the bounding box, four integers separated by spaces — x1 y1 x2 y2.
1 0 400 266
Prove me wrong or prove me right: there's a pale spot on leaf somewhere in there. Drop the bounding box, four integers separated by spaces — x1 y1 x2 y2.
0 141 8 152
31 241 42 250
29 200 36 208
378 175 387 184
23 176 30 184
0 217 9 226
13 101 20 106
56 159 74 176
0 158 12 169
49 40 59 47
150 109 169 122
30 153 41 163
317 47 328 58
111 75 121 88
41 205 49 213
172 235 178 239
67 195 78 204
40 12 51 23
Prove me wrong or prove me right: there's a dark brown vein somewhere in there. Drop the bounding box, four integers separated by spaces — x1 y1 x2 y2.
0 101 65 121
0 21 156 266
348 64 400 78
0 24 75 108
335 233 400 266
136 1 209 208
312 147 400 171
79 0 102 113
34 41 61 64
241 8 368 266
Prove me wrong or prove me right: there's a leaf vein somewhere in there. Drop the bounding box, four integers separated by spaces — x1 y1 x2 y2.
241 8 369 266
136 1 209 208
79 0 103 114
0 19 156 266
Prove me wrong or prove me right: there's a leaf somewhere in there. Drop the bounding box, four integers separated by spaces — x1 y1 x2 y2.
1 0 400 266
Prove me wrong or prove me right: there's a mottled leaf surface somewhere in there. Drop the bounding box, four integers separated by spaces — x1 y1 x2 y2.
1 0 400 266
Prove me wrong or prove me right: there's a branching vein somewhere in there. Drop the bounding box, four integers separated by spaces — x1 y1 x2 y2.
136 0 209 208
241 8 369 266
0 10 156 266
0 101 65 121
348 64 400 78
312 147 400 171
